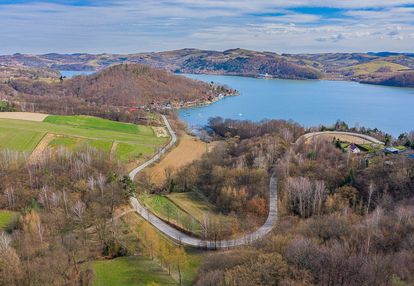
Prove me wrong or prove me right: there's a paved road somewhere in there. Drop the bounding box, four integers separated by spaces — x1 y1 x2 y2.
129 115 178 179
129 115 278 249
297 131 384 145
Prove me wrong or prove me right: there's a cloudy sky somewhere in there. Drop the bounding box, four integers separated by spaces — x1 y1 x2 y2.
1 0 414 54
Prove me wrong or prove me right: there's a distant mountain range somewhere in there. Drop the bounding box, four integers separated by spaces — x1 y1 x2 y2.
1 49 414 87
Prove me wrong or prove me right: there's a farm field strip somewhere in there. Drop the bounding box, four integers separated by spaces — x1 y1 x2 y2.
0 115 168 163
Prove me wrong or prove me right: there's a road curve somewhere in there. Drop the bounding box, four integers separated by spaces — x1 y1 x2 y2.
297 131 384 145
129 115 277 249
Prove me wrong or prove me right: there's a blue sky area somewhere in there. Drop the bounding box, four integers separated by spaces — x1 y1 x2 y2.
1 0 413 54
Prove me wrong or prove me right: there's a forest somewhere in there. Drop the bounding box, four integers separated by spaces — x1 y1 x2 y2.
159 118 414 285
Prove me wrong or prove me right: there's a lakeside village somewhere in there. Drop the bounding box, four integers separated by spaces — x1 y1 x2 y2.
126 82 238 113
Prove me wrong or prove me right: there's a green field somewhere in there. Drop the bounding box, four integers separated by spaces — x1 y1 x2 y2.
44 115 154 136
0 128 45 153
343 60 409 76
91 257 177 286
140 194 203 235
0 115 167 163
0 210 17 230
116 143 156 162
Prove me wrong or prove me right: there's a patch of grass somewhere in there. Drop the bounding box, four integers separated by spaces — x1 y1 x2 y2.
0 210 17 230
116 143 155 162
85 139 113 153
357 143 383 153
49 136 81 150
395 146 407 151
44 115 154 136
91 256 177 286
48 136 114 154
140 194 203 235
340 142 350 149
168 192 233 229
167 192 218 223
0 127 45 153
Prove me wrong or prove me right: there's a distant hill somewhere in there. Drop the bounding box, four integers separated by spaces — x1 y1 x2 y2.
360 71 414 88
0 65 59 81
1 49 414 87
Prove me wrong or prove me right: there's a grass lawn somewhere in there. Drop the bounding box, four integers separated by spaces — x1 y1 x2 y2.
0 115 168 164
0 210 17 230
140 194 203 235
91 257 177 286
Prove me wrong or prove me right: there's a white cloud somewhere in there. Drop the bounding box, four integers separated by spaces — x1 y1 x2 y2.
0 0 414 54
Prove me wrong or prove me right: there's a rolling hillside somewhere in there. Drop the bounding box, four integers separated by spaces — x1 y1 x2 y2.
1 49 414 87
0 64 233 121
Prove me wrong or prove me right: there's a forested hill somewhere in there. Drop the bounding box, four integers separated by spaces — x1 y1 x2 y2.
2 49 414 86
0 64 230 121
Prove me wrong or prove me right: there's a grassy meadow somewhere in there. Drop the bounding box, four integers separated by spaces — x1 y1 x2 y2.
0 115 167 164
140 193 203 235
91 257 177 286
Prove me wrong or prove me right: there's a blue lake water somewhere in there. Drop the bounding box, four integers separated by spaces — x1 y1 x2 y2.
59 70 95 78
179 74 414 136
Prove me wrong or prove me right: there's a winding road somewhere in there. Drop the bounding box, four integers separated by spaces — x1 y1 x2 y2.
128 115 278 249
297 131 384 145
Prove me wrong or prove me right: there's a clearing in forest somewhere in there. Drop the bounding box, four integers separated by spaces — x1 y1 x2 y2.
90 257 177 286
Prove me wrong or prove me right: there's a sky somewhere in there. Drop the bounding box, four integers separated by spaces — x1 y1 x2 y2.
1 0 414 55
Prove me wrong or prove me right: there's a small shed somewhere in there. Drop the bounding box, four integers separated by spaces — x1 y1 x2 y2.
349 143 360 154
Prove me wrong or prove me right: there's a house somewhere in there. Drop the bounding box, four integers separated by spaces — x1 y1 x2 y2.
349 143 360 154
384 147 400 154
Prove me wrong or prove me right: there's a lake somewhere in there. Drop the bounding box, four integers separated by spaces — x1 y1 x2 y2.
59 70 95 78
179 74 414 136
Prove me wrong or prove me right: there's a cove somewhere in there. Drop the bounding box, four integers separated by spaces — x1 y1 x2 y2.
179 74 414 137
